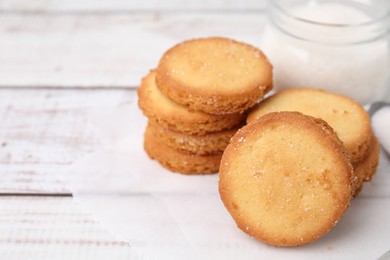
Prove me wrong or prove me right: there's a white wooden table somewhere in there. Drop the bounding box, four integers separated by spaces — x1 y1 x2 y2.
1 1 389 259
0 1 266 259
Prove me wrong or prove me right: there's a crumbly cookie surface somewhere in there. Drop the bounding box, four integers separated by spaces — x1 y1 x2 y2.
352 135 380 196
144 124 221 174
156 37 273 115
247 88 371 162
138 71 244 135
219 112 353 246
148 122 239 155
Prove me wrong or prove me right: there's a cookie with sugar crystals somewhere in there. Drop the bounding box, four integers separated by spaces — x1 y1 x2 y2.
352 134 380 196
148 121 239 155
156 37 273 115
219 112 353 247
247 88 372 163
144 124 221 174
138 71 244 135
362 135 380 182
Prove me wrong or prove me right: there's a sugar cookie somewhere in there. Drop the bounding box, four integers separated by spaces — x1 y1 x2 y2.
156 37 273 115
247 88 371 162
220 112 353 246
353 135 380 196
138 71 244 135
148 121 238 155
144 124 221 174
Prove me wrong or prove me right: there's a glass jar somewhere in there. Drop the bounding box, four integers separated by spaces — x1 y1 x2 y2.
260 0 390 104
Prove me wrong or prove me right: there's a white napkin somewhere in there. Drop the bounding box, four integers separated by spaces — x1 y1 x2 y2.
62 101 390 260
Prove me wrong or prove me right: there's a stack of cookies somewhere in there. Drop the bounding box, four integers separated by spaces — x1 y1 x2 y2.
138 37 273 174
219 88 380 247
246 88 379 196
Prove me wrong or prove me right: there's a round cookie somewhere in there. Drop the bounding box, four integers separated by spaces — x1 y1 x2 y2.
148 121 239 155
219 112 353 247
144 124 221 174
156 37 273 115
138 71 244 135
247 88 372 163
362 135 380 182
352 135 380 196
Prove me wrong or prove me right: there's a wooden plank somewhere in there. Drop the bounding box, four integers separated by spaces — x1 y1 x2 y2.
0 88 104 165
0 88 133 193
0 0 266 12
0 196 135 259
0 165 71 194
0 13 266 87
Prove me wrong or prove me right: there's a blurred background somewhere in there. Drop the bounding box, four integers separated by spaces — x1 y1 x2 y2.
0 0 266 87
